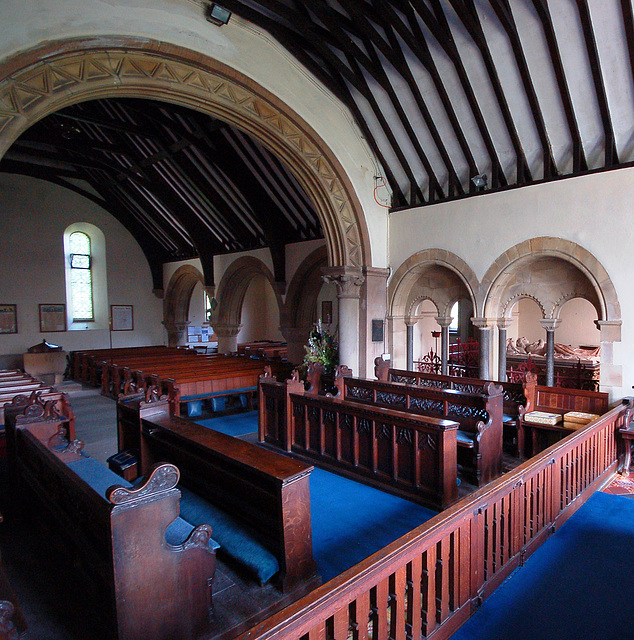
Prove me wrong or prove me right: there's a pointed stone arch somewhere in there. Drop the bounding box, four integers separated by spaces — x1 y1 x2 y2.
0 37 371 271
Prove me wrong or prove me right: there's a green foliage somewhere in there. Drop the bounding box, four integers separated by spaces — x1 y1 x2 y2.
303 319 339 375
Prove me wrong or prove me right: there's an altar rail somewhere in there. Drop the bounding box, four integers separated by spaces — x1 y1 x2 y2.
238 399 630 640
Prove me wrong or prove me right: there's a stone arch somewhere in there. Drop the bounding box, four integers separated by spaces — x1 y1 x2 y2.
0 38 370 271
213 256 281 330
481 237 620 322
163 265 204 346
389 249 479 319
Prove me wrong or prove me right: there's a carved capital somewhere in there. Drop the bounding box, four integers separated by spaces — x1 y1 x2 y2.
497 317 514 330
471 317 494 331
212 323 242 338
435 316 453 329
539 318 561 332
322 267 365 299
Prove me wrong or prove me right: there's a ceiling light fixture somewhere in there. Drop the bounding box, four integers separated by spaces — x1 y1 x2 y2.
471 174 488 189
207 3 231 26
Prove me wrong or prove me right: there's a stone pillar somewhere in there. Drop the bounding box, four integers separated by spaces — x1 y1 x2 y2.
279 326 311 366
405 319 417 371
435 317 453 375
497 317 513 382
595 320 622 394
162 321 190 347
322 267 365 375
213 323 241 355
540 318 561 387
471 317 493 380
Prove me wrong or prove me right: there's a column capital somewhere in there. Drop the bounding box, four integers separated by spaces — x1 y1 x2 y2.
213 323 242 338
435 316 453 328
322 267 365 299
539 318 561 332
496 317 513 330
471 317 494 330
595 319 622 342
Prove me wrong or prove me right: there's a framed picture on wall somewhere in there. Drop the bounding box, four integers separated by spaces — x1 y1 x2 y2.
321 300 333 324
0 304 17 334
39 304 66 332
111 305 134 331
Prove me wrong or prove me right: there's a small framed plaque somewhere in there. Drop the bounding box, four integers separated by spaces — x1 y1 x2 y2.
0 304 17 334
321 300 333 324
371 319 384 342
111 305 134 331
39 304 66 333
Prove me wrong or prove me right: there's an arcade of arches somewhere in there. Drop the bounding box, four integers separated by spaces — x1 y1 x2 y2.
0 22 630 401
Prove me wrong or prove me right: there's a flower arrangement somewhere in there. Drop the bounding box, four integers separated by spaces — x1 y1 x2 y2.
303 319 339 375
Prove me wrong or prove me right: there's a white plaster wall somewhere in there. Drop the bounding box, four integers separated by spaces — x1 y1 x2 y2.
0 174 164 359
389 167 634 399
0 0 388 269
237 275 284 344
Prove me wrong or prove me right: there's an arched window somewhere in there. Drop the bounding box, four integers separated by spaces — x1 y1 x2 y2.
69 231 94 322
64 223 108 330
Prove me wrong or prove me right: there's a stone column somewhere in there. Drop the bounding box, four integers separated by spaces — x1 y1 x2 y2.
213 323 241 355
435 317 453 375
497 317 513 382
322 267 365 375
471 317 493 380
539 318 561 387
279 326 311 366
405 319 417 371
162 321 190 347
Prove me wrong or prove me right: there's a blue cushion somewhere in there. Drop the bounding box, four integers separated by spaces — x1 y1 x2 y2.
503 413 517 424
165 517 220 552
68 457 132 498
456 430 475 447
187 400 203 417
210 397 226 412
178 486 279 584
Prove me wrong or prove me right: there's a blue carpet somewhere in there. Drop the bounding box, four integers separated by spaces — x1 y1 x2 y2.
309 467 437 582
195 411 438 582
196 411 258 437
450 491 634 640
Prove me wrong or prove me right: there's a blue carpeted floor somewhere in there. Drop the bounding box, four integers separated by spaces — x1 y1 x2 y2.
196 411 437 582
309 467 437 582
449 490 634 640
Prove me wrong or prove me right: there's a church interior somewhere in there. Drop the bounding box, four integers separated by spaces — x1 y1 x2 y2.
1 1 634 639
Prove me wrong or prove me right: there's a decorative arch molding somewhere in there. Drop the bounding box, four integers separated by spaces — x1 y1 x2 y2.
163 265 204 328
213 256 280 329
500 293 546 319
406 296 439 320
389 249 479 318
0 37 370 270
482 237 620 322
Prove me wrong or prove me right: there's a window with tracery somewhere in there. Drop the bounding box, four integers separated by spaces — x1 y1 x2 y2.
69 231 94 322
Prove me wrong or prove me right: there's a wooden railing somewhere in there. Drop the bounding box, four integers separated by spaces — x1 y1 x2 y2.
238 399 631 640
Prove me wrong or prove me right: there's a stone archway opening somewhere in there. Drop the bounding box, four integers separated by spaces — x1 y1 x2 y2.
163 265 204 346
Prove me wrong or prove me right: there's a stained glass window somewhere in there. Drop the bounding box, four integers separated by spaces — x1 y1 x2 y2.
69 231 94 321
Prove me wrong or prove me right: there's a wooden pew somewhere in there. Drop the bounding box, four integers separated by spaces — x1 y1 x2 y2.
259 372 459 509
525 385 610 455
332 371 503 486
117 391 320 594
375 357 537 458
11 417 217 640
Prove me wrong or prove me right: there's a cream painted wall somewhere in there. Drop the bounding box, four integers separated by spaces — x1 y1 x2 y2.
0 174 165 363
0 0 388 269
237 275 284 344
389 168 634 399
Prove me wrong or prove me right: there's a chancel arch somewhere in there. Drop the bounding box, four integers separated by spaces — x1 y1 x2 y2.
388 250 478 373
482 237 621 391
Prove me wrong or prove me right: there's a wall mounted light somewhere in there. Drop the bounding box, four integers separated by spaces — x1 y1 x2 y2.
207 3 231 26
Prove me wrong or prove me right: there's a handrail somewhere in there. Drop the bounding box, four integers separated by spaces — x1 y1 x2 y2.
238 400 630 640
